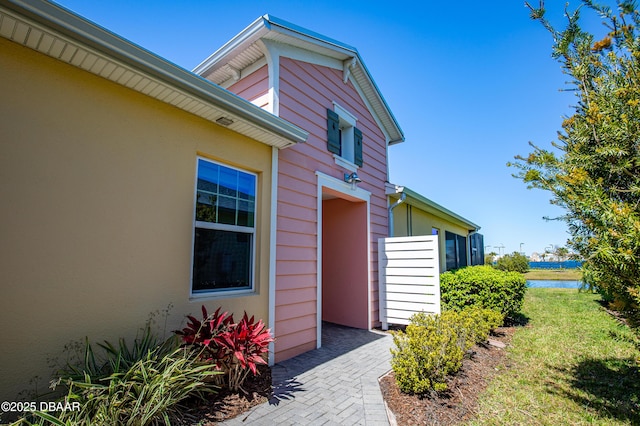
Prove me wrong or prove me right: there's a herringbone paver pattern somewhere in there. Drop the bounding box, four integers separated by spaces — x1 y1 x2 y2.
222 323 393 425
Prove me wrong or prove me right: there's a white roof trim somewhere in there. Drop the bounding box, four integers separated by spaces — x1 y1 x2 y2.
0 0 308 149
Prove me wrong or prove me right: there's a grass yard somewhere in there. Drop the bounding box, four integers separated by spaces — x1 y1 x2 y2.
524 269 583 280
469 288 640 425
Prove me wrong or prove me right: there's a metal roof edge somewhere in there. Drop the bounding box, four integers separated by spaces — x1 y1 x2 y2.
263 14 359 53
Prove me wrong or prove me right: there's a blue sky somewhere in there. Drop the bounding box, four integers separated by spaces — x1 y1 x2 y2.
53 0 616 256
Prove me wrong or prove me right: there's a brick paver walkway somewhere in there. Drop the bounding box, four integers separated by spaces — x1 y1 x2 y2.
222 322 394 425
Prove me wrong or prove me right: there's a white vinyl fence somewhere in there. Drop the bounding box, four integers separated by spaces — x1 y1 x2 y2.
378 235 440 330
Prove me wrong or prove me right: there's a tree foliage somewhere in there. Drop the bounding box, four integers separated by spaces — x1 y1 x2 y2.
510 0 640 314
555 246 570 261
495 251 530 273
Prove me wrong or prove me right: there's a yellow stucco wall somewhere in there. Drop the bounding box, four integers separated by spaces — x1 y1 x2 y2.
0 37 274 402
392 202 471 272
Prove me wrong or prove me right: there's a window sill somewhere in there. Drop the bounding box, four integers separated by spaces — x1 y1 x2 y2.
333 155 359 173
190 288 255 301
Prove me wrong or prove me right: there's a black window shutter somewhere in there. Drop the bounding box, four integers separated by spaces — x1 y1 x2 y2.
354 127 363 167
327 109 341 155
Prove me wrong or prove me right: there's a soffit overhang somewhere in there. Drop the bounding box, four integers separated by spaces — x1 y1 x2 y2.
0 0 308 149
194 14 405 145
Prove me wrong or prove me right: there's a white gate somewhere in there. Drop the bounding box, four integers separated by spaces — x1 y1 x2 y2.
378 235 440 330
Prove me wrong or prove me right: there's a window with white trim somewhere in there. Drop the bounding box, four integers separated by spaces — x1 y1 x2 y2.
192 158 256 294
327 103 363 167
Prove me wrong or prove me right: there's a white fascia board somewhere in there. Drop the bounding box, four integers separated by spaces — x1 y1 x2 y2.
193 15 268 76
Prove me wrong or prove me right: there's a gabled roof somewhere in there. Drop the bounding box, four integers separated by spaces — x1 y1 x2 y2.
0 0 308 149
387 184 481 232
194 14 405 145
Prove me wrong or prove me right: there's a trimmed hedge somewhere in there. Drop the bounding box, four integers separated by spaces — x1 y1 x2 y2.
440 265 526 320
391 307 503 394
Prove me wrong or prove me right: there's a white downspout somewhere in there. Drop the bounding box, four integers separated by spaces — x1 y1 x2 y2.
388 190 406 237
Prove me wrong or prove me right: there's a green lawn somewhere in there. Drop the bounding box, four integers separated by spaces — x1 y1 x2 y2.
469 288 640 425
524 269 583 280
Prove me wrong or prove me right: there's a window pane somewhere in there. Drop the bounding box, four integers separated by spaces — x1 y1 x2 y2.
238 173 255 201
217 195 237 225
218 167 238 197
197 160 219 193
445 231 457 270
457 235 468 268
237 200 255 227
195 191 217 223
192 228 252 292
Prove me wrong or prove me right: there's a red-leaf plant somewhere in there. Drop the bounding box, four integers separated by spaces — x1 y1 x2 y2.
175 306 274 392
175 306 233 360
212 312 274 392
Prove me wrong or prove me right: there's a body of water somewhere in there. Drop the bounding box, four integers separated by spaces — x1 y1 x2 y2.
527 280 582 289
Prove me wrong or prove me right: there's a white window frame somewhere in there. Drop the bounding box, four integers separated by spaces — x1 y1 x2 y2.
332 101 359 172
190 157 257 298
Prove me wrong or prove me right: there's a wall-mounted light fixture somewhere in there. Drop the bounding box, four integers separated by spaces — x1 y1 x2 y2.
216 116 234 126
344 172 362 189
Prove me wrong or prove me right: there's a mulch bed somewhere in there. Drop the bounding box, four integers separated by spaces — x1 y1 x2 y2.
178 365 272 425
379 326 516 426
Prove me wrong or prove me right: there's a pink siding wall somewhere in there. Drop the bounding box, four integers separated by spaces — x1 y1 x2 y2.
275 58 389 360
227 65 269 108
226 57 389 362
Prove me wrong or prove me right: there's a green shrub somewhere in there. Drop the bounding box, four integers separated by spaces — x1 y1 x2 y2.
440 265 527 319
454 307 504 349
16 327 219 426
495 251 530 273
390 307 503 394
391 312 463 393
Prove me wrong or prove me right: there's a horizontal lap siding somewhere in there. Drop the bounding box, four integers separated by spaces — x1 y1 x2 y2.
274 59 322 360
227 65 269 107
274 57 389 361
